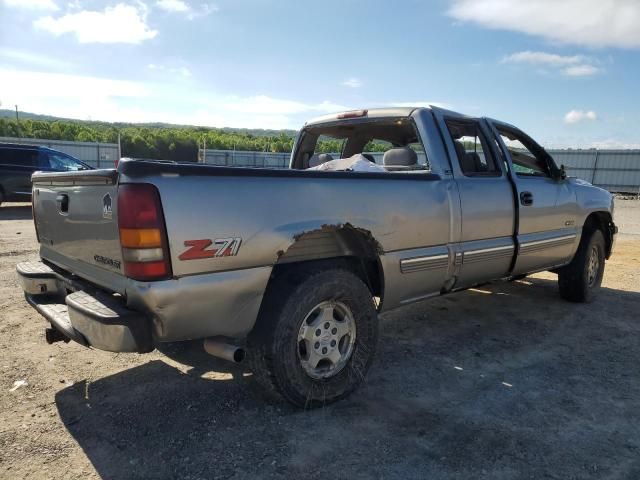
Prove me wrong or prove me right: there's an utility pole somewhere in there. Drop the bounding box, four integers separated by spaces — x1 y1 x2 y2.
117 132 122 164
15 105 20 137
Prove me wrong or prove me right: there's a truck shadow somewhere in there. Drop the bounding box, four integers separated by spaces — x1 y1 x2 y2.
55 277 640 479
0 204 32 220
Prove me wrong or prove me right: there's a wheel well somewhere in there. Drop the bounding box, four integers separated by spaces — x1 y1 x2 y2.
273 225 384 299
583 211 614 258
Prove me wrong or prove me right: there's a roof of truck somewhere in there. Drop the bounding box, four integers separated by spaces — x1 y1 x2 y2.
305 107 426 126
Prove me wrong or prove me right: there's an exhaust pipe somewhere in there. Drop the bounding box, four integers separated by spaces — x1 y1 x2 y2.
203 338 245 363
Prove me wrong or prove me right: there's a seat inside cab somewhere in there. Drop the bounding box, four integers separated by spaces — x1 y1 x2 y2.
293 117 429 172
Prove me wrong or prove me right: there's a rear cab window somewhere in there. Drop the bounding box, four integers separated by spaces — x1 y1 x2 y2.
295 117 430 173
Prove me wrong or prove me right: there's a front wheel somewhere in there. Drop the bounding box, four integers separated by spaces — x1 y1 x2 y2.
248 265 378 408
558 229 605 303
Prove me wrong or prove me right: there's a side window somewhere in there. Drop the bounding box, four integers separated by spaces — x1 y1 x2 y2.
0 149 38 166
444 119 500 176
47 153 85 171
496 128 550 177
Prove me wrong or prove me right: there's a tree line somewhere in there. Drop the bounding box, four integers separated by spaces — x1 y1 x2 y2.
0 117 397 161
0 117 299 161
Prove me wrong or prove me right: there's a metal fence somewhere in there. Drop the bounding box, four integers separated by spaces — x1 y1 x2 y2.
0 137 119 168
547 149 640 194
201 148 640 193
2 137 638 193
201 149 292 169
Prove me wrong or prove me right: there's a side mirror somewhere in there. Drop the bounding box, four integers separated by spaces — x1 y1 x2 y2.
552 163 567 180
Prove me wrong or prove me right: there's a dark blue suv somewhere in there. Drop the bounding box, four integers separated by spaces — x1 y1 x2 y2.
0 143 91 205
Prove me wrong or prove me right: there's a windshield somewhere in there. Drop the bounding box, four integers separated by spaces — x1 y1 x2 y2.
47 152 91 171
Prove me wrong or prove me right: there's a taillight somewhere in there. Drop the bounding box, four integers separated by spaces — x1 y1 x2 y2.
118 184 172 281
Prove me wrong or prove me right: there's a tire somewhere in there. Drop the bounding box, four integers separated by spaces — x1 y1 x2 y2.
248 264 378 408
558 229 605 303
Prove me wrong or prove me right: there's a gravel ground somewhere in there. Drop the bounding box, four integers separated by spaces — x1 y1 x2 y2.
1 200 639 479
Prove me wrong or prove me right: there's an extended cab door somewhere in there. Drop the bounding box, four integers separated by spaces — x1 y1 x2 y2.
488 121 578 274
432 108 516 287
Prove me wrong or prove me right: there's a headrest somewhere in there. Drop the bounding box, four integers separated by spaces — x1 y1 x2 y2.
382 147 417 166
453 140 466 160
308 153 334 168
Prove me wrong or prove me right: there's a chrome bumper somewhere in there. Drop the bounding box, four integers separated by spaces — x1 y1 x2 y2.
17 261 153 353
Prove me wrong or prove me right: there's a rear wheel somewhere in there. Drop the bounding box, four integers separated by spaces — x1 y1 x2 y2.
248 264 378 408
558 229 605 303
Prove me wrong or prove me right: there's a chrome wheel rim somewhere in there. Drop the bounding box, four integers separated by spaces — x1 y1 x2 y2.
587 245 600 287
297 301 356 379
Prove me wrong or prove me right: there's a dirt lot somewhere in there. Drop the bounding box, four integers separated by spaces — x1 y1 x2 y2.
1 200 639 479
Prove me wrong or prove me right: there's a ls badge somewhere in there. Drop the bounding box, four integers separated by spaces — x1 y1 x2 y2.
179 238 242 260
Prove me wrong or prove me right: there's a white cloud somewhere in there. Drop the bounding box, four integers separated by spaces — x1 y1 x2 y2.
0 47 71 69
34 3 157 44
156 0 188 12
218 96 347 116
342 78 362 88
502 50 600 77
155 0 217 19
0 67 347 129
448 0 640 49
3 0 59 10
392 101 452 109
147 63 191 77
564 110 597 124
502 51 584 66
563 64 600 77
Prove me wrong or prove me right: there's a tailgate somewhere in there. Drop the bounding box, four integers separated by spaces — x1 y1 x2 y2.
32 169 125 290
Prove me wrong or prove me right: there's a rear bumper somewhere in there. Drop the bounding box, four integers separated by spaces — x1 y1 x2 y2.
17 259 272 351
17 261 153 353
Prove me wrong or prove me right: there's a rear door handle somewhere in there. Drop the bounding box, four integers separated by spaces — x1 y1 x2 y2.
56 193 69 213
520 191 533 206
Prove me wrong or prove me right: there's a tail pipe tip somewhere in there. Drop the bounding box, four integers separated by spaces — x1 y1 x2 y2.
203 338 245 363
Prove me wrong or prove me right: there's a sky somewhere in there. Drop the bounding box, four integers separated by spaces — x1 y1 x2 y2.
0 0 639 147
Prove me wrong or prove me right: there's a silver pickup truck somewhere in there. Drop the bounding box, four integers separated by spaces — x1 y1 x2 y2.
17 106 616 407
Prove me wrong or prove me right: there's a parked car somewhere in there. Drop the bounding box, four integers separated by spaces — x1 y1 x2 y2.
0 143 91 205
16 106 616 407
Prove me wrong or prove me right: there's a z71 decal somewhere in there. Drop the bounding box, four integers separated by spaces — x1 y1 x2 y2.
178 238 242 261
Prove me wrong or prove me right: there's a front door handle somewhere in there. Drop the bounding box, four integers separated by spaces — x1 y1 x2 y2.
520 191 533 206
56 193 69 213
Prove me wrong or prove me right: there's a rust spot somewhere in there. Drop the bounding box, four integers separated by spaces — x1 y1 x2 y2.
289 223 383 257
